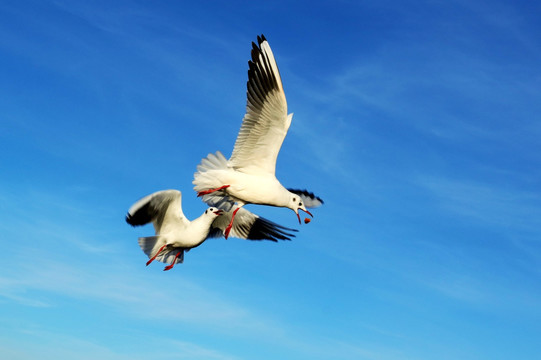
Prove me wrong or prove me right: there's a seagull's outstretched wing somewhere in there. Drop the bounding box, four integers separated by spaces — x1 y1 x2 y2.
229 34 291 175
126 189 189 232
209 208 297 242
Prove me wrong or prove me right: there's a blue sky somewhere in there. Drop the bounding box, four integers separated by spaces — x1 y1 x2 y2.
1 0 541 359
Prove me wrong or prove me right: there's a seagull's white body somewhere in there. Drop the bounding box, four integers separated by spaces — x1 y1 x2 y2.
126 189 296 270
193 35 323 235
197 158 290 207
229 174 289 206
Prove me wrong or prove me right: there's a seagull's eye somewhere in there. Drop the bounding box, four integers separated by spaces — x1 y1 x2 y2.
205 210 208 214
293 197 296 202
299 202 302 206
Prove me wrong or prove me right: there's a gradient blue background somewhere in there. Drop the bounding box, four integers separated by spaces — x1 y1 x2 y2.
1 1 540 359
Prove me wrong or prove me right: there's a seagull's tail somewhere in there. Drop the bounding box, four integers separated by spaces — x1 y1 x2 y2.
138 236 184 265
193 151 235 211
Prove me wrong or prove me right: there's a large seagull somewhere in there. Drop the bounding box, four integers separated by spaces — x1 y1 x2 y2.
193 35 323 238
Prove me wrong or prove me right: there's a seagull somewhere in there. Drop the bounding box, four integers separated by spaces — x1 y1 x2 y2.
125 189 296 270
193 35 323 238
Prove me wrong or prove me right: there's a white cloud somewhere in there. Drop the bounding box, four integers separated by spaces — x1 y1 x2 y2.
0 329 239 360
0 254 277 334
416 176 541 232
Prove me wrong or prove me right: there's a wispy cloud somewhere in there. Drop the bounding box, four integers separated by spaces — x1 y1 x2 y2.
416 175 541 233
0 252 284 336
0 328 240 360
161 340 242 360
1 247 394 360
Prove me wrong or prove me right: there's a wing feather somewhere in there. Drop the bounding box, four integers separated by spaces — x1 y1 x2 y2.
209 208 296 241
229 35 291 175
126 190 188 232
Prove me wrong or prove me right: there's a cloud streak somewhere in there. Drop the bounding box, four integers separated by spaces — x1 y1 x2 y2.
416 175 541 233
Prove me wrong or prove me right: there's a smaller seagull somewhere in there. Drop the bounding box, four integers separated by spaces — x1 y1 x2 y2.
126 189 296 270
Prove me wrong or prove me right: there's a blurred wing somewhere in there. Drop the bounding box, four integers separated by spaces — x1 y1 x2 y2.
287 189 324 208
126 189 188 231
157 248 185 265
193 151 237 209
138 236 185 265
229 35 291 175
209 208 297 241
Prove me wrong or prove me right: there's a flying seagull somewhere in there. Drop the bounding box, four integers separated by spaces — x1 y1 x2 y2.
193 34 323 238
126 189 296 270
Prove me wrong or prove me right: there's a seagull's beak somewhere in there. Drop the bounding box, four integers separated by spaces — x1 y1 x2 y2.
214 209 224 216
296 208 313 224
301 209 313 218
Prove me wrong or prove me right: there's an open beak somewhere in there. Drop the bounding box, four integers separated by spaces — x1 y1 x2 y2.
296 208 313 224
301 209 313 218
214 209 224 216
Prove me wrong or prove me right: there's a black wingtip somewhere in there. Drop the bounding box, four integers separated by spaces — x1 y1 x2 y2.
125 201 152 226
125 213 136 226
248 217 298 242
251 41 262 63
125 213 142 227
246 34 280 99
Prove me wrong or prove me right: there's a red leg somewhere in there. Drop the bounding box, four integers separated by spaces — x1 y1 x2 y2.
163 251 182 271
197 184 230 197
224 207 241 239
146 244 167 266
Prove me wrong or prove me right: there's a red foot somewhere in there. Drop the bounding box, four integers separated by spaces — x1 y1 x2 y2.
197 185 230 197
163 251 183 271
146 244 167 266
224 207 240 239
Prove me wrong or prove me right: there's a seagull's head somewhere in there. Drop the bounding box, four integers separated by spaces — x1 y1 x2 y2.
287 193 313 224
205 207 224 217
